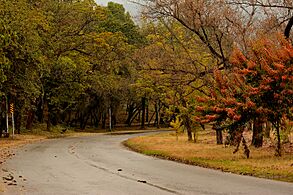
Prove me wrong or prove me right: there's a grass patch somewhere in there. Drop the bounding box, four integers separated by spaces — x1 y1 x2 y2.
124 131 293 182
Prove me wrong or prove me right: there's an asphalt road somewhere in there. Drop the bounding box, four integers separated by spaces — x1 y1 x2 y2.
1 132 293 195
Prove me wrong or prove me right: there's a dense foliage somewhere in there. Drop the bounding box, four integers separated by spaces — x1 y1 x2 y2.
194 34 293 156
0 0 142 133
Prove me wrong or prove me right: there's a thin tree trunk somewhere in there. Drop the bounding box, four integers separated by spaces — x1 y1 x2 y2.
275 121 282 156
125 104 134 125
216 129 223 144
155 101 160 128
148 111 155 126
67 111 71 126
79 112 84 129
46 104 52 131
129 111 140 126
102 112 106 129
146 102 149 123
213 122 223 144
141 97 146 129
285 16 293 38
184 115 193 141
264 121 271 138
109 107 112 131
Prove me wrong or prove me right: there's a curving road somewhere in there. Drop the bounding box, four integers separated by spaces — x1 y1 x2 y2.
1 132 293 195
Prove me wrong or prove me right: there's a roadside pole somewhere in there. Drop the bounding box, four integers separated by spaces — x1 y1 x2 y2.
109 107 112 131
10 103 15 138
6 97 9 136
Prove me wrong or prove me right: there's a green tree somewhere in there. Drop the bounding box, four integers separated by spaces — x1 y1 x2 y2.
135 20 212 140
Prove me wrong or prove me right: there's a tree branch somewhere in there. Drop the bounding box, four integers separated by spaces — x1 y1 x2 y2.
285 16 293 38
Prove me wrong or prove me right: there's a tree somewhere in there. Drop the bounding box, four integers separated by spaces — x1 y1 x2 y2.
0 0 142 134
226 0 293 38
0 0 48 132
138 0 293 145
194 33 293 157
99 2 145 45
135 20 212 140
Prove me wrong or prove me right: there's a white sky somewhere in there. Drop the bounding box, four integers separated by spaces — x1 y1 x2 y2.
95 0 141 17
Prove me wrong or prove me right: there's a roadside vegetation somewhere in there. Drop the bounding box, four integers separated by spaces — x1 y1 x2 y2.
125 130 293 182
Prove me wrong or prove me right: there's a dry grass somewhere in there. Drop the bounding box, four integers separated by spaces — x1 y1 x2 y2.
124 131 293 182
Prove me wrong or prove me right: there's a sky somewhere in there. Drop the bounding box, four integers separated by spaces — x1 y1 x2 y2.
95 0 141 17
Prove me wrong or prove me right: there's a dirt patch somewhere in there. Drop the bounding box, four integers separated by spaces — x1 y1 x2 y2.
0 182 4 192
0 135 46 165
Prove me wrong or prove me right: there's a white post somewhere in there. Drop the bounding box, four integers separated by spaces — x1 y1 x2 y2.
11 112 15 138
6 112 9 134
109 107 112 131
6 99 9 135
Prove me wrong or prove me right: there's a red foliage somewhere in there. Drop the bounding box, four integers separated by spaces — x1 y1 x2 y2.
196 96 207 103
193 33 293 129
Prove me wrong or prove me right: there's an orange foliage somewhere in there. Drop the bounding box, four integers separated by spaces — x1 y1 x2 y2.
193 33 292 129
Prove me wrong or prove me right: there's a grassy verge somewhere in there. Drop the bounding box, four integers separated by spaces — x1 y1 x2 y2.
124 131 293 182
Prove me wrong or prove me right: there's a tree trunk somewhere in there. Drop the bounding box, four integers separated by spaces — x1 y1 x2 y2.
155 101 160 128
79 112 84 129
216 129 223 144
36 96 44 123
252 118 263 148
285 16 293 39
67 111 72 126
148 111 155 126
213 123 223 144
26 110 34 130
102 112 106 129
109 107 112 131
46 105 52 131
264 121 271 138
146 104 149 124
93 111 100 128
112 113 116 126
184 115 193 141
82 114 90 130
193 132 197 143
126 104 134 125
0 114 4 138
141 97 146 129
275 121 282 156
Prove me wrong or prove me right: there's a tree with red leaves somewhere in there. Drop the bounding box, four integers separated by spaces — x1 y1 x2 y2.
194 34 293 157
